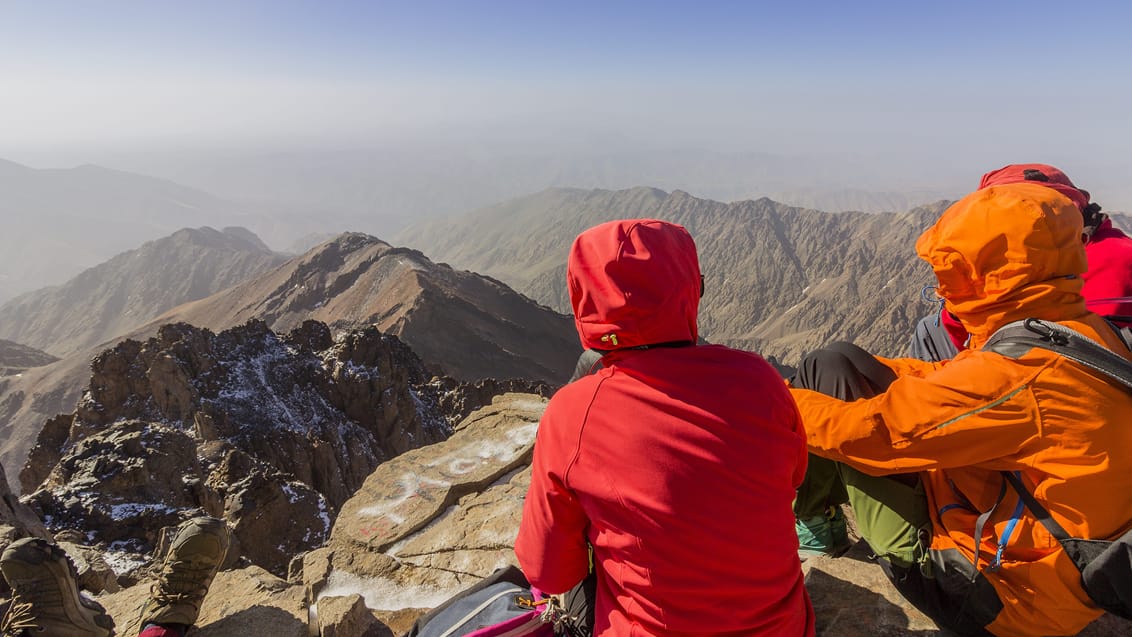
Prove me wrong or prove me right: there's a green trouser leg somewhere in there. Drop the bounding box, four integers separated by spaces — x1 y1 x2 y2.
796 454 931 569
839 463 931 569
793 454 849 519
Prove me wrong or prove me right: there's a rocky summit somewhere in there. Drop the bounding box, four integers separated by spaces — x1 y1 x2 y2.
75 393 1132 635
19 319 459 578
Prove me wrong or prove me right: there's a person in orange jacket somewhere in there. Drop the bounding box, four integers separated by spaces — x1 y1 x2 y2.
911 163 1132 361
792 182 1132 636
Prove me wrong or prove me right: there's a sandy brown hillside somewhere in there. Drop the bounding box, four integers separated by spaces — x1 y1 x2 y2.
0 226 285 357
399 187 951 363
0 233 577 489
0 340 57 376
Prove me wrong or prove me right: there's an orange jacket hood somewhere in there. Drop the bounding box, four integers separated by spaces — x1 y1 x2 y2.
567 219 700 350
915 182 1088 347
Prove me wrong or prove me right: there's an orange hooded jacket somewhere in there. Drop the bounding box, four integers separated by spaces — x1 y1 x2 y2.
790 183 1132 636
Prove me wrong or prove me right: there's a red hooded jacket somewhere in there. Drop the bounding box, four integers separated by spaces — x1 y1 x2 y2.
515 219 814 636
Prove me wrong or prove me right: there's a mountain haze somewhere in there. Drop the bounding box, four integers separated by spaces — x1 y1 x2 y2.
0 159 338 302
0 227 285 357
399 187 950 363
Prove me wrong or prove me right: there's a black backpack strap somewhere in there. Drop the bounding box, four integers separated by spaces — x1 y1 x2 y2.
1001 470 1071 542
983 318 1132 392
969 475 1010 580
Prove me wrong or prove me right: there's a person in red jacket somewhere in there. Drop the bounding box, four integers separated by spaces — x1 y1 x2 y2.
911 163 1132 361
515 219 814 636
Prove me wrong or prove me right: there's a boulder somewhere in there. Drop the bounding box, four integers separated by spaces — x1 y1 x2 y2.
97 566 308 637
307 393 546 626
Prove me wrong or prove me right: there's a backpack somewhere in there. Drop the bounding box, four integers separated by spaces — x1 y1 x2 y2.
405 566 572 637
983 318 1132 619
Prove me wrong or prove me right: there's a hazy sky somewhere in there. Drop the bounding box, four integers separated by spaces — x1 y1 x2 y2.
3 1 1131 203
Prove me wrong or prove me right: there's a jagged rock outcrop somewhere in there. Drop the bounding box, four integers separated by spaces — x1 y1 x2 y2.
22 319 452 577
0 339 57 376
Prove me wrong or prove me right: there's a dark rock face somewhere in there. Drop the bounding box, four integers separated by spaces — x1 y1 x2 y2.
24 319 452 577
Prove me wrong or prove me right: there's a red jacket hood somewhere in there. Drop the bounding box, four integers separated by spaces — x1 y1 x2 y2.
978 163 1090 212
567 219 700 350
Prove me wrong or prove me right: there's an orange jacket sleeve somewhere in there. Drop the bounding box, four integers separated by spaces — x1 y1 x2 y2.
790 350 1045 475
874 354 946 378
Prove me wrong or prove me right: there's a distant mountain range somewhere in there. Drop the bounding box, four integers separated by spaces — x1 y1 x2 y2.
398 186 951 363
0 227 285 357
100 148 961 226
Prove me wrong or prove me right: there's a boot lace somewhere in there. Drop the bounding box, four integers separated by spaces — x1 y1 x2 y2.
150 559 213 606
1 580 64 634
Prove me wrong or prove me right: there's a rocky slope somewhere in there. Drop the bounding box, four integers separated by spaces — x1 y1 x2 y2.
0 226 285 357
146 232 578 385
0 232 574 490
16 320 549 578
399 187 949 363
18 319 455 577
0 340 57 376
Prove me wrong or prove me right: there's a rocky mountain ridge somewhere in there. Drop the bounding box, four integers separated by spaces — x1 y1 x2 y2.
0 231 576 490
0 226 286 357
399 186 949 363
0 160 256 303
144 232 579 385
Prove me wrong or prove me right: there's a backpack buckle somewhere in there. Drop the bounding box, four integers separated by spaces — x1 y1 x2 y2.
1023 318 1069 345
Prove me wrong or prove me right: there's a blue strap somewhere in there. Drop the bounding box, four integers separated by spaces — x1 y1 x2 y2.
990 474 1027 571
970 475 1009 581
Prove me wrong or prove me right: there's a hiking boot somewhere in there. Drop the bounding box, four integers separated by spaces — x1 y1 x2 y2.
796 506 852 561
138 516 231 629
0 536 114 637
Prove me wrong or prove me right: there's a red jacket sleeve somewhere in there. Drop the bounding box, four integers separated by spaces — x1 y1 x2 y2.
514 404 591 593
